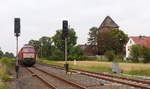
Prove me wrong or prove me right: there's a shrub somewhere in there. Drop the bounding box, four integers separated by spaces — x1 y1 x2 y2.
47 56 64 61
104 50 115 61
143 47 150 63
130 45 143 62
0 57 14 81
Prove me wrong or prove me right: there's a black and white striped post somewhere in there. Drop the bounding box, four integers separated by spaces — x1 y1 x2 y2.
14 18 21 78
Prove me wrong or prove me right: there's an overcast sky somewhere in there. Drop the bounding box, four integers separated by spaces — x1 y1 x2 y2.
0 0 150 54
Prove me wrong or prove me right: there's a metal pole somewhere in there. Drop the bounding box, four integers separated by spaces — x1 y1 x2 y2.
16 36 19 78
65 37 67 64
64 37 69 74
16 37 18 64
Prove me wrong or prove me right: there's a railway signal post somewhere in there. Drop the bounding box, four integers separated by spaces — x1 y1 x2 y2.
14 18 21 78
62 20 69 74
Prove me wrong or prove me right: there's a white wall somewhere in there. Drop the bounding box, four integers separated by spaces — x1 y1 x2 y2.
125 38 135 58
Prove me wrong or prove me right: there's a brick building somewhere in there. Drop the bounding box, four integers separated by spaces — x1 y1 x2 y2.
98 16 119 33
97 16 119 55
79 16 120 56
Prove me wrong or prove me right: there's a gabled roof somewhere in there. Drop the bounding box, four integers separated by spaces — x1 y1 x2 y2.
130 36 150 48
99 16 119 28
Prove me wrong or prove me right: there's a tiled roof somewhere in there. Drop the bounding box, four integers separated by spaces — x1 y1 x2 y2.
99 16 119 28
130 36 150 48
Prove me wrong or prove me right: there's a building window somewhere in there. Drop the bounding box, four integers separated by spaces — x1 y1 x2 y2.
130 40 132 44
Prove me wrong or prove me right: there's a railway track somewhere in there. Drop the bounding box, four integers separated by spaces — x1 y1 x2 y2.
26 66 86 89
38 62 150 89
25 67 57 89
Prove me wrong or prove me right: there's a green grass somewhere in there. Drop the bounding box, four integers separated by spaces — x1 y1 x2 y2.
0 57 15 89
70 64 112 72
38 58 64 66
38 58 150 77
128 69 150 77
114 73 146 79
0 57 15 81
38 58 112 73
0 81 9 89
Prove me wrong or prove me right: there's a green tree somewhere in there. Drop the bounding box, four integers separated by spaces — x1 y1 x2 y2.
3 52 15 58
39 36 52 57
97 29 128 55
0 49 3 58
52 28 77 55
88 27 98 45
130 45 143 62
104 50 115 61
69 46 84 60
28 40 41 57
143 47 150 63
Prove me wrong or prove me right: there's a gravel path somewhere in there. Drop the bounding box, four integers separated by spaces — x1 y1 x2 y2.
29 67 79 89
7 66 51 89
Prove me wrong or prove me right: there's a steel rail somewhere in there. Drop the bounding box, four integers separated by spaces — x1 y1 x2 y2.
38 63 150 89
73 68 150 85
26 68 57 89
33 66 86 89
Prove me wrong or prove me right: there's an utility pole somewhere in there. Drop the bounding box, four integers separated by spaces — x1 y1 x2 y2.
14 18 21 78
62 20 69 74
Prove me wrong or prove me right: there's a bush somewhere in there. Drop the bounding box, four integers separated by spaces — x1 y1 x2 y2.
47 56 64 61
0 57 15 73
68 56 97 61
0 57 14 81
143 47 150 63
104 50 115 61
130 45 143 62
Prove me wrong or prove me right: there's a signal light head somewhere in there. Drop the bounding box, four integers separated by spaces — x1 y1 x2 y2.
62 20 68 39
14 18 20 37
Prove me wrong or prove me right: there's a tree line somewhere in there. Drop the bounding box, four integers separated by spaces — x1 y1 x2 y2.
0 49 15 59
28 28 84 60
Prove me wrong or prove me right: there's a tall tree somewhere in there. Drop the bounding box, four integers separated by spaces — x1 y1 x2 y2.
97 29 128 55
87 27 98 55
39 36 52 57
88 27 98 45
28 40 41 57
52 28 77 55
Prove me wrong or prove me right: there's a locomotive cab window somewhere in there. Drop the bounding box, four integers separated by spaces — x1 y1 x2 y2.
23 48 35 52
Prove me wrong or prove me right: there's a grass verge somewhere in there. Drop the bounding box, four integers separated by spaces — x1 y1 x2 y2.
0 81 9 89
0 57 15 89
38 58 112 73
38 58 150 77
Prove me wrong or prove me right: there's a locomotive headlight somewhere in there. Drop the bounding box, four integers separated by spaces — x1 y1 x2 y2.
23 53 34 58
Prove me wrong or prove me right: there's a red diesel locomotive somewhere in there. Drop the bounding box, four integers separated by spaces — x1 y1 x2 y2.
18 45 36 67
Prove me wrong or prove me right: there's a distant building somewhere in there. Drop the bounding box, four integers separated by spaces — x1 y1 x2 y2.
98 16 119 33
80 16 120 56
97 16 119 55
78 44 97 56
125 36 150 58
